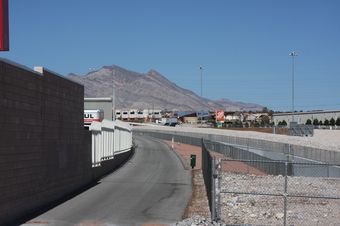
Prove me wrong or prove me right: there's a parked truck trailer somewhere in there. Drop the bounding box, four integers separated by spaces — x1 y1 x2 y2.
84 109 104 127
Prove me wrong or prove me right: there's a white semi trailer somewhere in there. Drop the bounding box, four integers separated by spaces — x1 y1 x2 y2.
84 109 104 127
161 118 178 126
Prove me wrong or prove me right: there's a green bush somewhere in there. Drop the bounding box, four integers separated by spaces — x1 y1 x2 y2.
324 119 330 126
306 119 312 125
336 117 340 126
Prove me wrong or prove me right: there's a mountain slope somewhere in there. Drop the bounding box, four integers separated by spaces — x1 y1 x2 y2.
67 65 263 111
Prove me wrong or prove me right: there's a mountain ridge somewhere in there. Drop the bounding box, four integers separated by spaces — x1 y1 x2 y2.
67 65 263 111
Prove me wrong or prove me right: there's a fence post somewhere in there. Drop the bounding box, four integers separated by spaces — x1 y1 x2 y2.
287 144 293 176
283 158 288 226
216 158 222 221
211 157 216 221
327 164 330 178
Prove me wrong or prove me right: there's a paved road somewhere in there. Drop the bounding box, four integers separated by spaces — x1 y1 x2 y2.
22 136 191 226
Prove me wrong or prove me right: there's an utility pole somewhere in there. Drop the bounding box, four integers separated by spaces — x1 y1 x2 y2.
289 51 298 124
112 71 115 121
199 66 203 126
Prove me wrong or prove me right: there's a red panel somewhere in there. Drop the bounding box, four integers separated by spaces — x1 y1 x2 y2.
215 110 225 122
0 0 9 51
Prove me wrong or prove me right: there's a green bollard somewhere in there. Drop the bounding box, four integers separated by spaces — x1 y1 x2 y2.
190 154 196 169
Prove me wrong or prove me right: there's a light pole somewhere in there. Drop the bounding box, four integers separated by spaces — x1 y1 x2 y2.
112 71 115 121
289 51 298 124
200 66 203 97
199 66 203 126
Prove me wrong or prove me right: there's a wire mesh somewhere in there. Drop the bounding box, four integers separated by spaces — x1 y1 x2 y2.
219 159 340 225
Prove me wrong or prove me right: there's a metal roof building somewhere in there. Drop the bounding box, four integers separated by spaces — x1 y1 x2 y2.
272 110 340 125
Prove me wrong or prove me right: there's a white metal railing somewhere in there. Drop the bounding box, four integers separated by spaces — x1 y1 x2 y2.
89 119 132 167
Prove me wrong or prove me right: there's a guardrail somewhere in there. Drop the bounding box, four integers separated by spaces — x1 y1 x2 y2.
90 119 132 167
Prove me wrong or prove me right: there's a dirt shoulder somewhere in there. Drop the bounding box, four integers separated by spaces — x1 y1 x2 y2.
164 140 211 220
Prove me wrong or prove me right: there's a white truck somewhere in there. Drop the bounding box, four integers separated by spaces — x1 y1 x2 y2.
84 109 104 127
161 118 178 126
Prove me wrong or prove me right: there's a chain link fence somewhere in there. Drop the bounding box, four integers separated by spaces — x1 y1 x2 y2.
203 141 340 225
134 129 340 225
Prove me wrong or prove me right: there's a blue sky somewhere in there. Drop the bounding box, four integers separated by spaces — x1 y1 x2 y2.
1 0 340 111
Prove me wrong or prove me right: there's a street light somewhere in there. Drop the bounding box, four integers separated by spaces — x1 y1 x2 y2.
199 66 203 126
289 51 298 124
112 70 115 121
200 66 203 97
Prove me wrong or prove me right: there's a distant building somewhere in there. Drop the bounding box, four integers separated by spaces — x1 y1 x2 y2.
129 109 138 121
121 110 129 120
244 113 268 123
183 116 198 124
225 112 242 122
272 110 340 125
115 110 121 119
176 112 198 124
137 110 144 120
115 109 162 122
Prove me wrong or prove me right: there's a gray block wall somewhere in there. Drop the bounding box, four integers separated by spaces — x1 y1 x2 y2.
0 59 94 225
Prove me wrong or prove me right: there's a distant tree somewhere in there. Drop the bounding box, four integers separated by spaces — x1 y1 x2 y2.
330 118 336 126
313 119 319 126
281 120 287 126
261 115 270 126
262 107 269 113
235 120 242 128
324 119 330 126
336 117 340 126
319 120 323 126
260 120 265 127
305 119 312 125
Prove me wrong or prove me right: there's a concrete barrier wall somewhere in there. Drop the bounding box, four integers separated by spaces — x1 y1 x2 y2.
0 59 132 225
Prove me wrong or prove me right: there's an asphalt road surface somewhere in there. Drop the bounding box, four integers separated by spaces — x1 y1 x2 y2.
22 135 191 226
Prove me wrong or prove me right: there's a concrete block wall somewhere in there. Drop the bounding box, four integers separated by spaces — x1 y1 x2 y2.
0 59 94 225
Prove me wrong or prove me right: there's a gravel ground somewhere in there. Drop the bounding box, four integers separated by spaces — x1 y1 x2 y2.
183 170 211 221
134 127 340 152
171 215 221 226
173 174 340 226
220 173 340 225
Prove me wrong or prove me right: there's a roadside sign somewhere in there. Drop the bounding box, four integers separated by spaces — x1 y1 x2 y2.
215 110 225 123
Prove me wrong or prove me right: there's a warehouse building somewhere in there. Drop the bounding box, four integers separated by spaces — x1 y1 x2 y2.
272 110 340 125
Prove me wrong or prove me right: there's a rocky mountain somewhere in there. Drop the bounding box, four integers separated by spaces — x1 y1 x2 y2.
67 65 263 111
